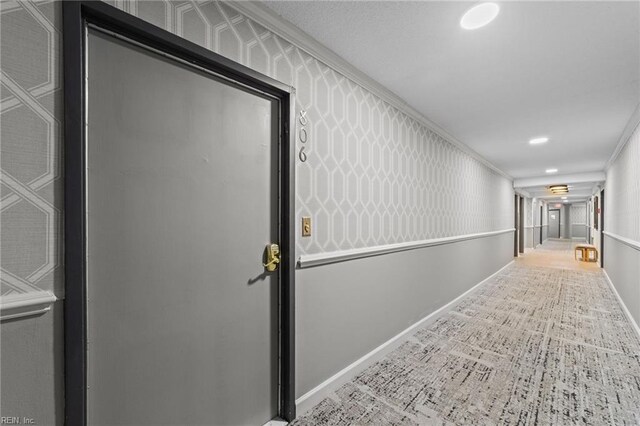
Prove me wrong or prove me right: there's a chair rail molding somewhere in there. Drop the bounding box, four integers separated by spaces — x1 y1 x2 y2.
0 290 57 321
298 228 515 268
603 231 640 251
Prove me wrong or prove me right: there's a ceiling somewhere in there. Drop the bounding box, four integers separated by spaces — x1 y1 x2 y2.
525 186 596 203
263 1 640 185
529 183 595 204
515 174 603 204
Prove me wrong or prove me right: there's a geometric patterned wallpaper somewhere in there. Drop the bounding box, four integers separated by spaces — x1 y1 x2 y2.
570 203 587 225
521 197 533 248
524 197 533 227
606 122 640 243
1 0 62 297
0 0 514 297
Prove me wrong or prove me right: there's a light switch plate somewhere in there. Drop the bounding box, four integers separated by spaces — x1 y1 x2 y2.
302 217 311 237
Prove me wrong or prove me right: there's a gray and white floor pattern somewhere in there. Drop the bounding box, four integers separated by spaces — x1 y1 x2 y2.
291 254 640 424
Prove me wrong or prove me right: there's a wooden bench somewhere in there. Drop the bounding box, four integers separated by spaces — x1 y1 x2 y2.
575 244 598 262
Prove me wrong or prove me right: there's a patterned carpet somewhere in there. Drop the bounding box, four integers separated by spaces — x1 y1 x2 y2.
292 249 640 425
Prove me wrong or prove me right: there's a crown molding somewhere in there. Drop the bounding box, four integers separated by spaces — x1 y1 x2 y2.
591 183 603 195
606 102 640 171
225 1 512 181
513 171 605 189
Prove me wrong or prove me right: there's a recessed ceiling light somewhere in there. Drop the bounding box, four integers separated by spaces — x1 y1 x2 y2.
546 168 558 174
529 137 549 145
460 3 500 30
563 200 568 203
561 196 567 200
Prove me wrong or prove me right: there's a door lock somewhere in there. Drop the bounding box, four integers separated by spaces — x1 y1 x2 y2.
263 243 281 272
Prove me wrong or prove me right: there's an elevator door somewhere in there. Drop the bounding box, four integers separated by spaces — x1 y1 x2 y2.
86 29 279 425
549 209 560 238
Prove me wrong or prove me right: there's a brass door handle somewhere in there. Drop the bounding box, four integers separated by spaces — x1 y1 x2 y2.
263 243 280 272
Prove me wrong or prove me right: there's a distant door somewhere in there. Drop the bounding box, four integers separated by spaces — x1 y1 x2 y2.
600 189 605 267
519 196 525 253
539 206 543 244
587 201 591 243
86 29 280 425
548 209 560 238
514 194 519 256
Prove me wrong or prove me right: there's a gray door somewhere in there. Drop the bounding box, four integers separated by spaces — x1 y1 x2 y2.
86 29 279 425
548 209 560 238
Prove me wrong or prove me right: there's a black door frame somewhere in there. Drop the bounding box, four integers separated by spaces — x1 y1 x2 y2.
539 205 543 245
600 189 605 268
514 194 518 257
589 200 592 243
63 2 296 424
518 196 525 254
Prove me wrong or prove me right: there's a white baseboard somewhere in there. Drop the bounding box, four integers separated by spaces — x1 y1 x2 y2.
603 269 640 339
294 260 515 416
261 420 287 426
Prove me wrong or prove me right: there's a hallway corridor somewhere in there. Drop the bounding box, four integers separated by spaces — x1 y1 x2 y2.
519 240 600 272
2 2 639 424
292 243 640 425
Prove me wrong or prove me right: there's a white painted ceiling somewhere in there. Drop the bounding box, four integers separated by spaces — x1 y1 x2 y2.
517 175 602 203
263 1 640 182
529 183 594 203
